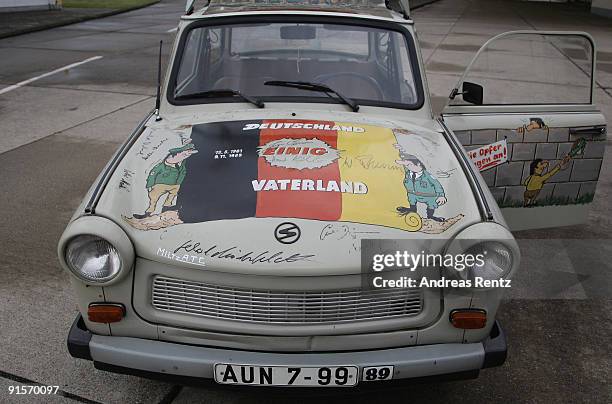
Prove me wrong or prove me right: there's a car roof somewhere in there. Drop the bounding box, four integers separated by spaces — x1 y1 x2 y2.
186 0 410 21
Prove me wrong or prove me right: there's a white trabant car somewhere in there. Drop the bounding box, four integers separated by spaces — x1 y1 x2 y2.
58 0 606 387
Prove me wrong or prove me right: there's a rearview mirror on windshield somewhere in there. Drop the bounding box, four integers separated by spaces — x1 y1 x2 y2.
280 25 316 40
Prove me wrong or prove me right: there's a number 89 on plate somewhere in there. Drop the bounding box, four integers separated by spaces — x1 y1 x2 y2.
361 366 394 381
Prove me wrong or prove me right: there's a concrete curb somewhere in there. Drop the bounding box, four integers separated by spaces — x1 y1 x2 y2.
0 0 160 40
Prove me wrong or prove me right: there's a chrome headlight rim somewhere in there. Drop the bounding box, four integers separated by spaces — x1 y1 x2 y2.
64 234 122 283
58 215 135 286
444 222 520 290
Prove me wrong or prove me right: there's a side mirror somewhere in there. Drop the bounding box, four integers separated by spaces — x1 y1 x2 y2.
461 81 483 105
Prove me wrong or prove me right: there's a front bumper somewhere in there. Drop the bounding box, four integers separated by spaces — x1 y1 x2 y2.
67 315 507 386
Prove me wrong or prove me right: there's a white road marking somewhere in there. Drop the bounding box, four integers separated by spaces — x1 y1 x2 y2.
166 27 178 33
0 56 103 95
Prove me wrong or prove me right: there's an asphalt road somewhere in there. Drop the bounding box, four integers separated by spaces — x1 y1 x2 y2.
0 0 610 403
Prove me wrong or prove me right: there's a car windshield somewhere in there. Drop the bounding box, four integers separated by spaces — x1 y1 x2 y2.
171 21 421 108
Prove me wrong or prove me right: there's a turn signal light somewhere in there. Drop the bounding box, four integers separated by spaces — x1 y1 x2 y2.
450 309 487 329
87 303 125 323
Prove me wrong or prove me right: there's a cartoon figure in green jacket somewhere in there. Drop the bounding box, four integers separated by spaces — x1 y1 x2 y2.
132 143 198 219
395 152 447 222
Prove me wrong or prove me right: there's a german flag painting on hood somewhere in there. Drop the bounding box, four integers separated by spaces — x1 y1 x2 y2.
122 119 465 234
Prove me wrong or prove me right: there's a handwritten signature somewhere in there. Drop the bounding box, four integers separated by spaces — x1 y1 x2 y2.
137 133 168 161
118 169 134 190
341 154 402 171
434 168 457 179
320 223 379 241
174 240 315 265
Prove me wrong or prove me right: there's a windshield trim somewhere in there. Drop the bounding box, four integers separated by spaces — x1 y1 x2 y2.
166 15 425 111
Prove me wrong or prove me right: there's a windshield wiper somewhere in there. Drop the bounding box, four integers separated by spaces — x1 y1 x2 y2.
175 89 264 108
264 80 359 112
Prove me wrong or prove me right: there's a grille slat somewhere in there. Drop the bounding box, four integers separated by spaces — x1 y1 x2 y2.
152 296 422 315
152 291 423 310
151 275 423 325
154 279 422 300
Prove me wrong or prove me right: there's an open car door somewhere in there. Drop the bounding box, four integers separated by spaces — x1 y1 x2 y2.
441 31 607 231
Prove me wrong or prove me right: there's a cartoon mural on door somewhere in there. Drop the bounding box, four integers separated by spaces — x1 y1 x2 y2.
516 117 549 136
522 138 587 206
124 120 464 233
457 120 604 208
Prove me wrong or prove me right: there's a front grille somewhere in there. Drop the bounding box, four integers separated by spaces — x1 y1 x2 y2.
152 275 423 324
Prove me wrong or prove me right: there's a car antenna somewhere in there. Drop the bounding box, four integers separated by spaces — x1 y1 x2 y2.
154 40 163 121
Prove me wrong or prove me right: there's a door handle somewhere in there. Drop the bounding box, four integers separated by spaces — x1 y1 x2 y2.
569 126 606 136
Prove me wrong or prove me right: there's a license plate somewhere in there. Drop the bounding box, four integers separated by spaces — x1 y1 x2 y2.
214 364 359 387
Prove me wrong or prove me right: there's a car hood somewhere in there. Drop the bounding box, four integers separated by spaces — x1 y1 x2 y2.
96 113 481 275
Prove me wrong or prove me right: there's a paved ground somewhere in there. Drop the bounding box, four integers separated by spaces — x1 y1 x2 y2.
0 0 610 403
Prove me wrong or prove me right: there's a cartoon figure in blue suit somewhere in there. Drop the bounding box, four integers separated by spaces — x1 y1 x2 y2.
395 151 447 222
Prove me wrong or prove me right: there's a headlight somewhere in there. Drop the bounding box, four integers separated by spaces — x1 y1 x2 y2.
58 215 134 286
463 241 513 281
65 235 121 282
444 222 520 289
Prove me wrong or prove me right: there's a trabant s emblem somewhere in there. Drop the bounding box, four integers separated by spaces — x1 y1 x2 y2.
274 222 301 244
